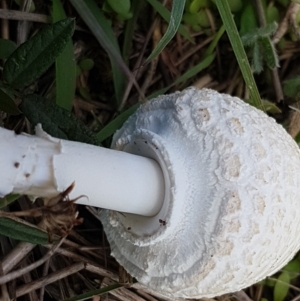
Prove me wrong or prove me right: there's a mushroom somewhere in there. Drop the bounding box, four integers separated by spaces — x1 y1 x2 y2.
1 87 300 299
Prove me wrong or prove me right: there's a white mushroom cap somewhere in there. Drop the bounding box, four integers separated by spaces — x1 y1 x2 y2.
100 87 300 299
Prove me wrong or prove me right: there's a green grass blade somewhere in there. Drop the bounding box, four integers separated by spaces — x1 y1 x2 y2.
62 284 123 301
0 194 20 209
145 0 186 63
52 0 76 111
3 18 75 89
69 0 126 104
122 0 143 64
149 53 215 98
146 0 194 43
0 216 49 245
214 0 263 110
173 53 215 86
204 24 225 56
95 104 139 142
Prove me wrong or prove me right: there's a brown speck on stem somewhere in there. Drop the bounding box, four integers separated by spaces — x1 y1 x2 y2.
159 219 166 226
14 162 20 168
25 173 30 178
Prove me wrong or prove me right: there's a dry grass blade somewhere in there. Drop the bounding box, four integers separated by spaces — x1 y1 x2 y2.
0 237 65 285
15 262 86 299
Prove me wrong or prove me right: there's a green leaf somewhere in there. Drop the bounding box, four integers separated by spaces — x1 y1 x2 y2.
0 194 19 209
0 39 17 59
0 216 49 245
52 0 76 111
20 94 98 145
95 104 139 142
204 24 225 56
214 0 263 110
282 259 300 279
145 0 186 63
241 22 278 46
252 41 263 74
239 4 258 37
283 76 300 98
62 284 123 301
146 0 194 43
69 0 127 105
0 88 21 115
261 36 279 70
79 58 95 71
274 272 290 301
3 18 75 89
107 0 131 15
247 98 281 113
122 0 143 63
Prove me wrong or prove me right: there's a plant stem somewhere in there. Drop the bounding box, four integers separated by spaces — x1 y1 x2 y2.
214 0 263 109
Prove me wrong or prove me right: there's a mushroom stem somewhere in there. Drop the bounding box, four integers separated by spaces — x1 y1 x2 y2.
0 126 165 216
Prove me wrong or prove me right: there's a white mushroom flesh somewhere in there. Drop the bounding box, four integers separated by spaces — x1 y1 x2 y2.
100 87 300 299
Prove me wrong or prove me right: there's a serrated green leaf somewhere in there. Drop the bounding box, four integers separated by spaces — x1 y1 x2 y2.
0 39 17 59
0 216 49 244
258 22 278 37
52 0 76 111
146 0 194 43
20 94 98 145
283 76 300 98
0 194 19 209
274 272 290 301
95 104 139 142
261 36 279 70
0 88 21 115
241 22 278 46
145 0 186 63
3 18 75 89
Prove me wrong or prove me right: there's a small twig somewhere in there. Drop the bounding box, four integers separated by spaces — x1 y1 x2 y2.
43 244 117 280
0 2 9 40
0 241 36 274
0 8 51 23
0 237 65 285
273 2 300 43
233 290 255 301
288 103 300 138
15 262 85 299
139 19 161 100
39 257 51 301
17 0 33 45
